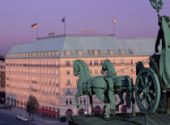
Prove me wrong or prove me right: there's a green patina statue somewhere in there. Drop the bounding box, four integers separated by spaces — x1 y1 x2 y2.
134 0 170 114
149 0 163 13
101 59 134 111
150 0 170 90
73 60 113 118
101 59 116 112
155 16 170 88
73 59 134 118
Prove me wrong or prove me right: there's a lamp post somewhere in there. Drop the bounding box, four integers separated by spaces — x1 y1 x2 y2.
61 17 66 36
31 23 38 39
112 18 117 36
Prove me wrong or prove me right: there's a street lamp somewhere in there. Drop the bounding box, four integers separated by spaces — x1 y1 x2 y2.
112 18 117 36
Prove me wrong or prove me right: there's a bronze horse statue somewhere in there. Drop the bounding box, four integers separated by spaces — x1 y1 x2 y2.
73 59 134 118
101 59 135 111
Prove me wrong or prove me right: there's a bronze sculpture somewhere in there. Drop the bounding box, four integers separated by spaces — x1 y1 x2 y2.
71 1 170 124
134 0 170 114
73 60 134 118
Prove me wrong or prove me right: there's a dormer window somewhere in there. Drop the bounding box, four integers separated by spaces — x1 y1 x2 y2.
55 51 60 55
128 48 134 54
64 50 71 56
77 50 83 56
107 50 114 55
119 49 125 55
92 50 99 56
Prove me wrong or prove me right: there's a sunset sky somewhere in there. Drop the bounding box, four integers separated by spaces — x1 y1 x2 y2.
0 0 170 55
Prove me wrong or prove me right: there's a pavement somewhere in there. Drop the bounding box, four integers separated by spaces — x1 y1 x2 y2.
0 105 68 125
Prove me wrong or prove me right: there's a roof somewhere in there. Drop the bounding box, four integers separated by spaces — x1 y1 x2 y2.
0 56 5 61
8 35 156 58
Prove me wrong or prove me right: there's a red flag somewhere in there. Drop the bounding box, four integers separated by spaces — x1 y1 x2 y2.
31 23 38 29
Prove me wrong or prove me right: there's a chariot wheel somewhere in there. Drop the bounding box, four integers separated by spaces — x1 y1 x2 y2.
135 68 161 114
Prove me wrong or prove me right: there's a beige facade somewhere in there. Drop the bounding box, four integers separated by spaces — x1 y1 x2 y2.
5 35 153 117
5 55 149 114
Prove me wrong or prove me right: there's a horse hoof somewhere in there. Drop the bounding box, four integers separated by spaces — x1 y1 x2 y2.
116 105 119 111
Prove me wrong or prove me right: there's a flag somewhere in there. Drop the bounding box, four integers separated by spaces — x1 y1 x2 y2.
61 17 65 22
112 18 117 24
31 23 38 29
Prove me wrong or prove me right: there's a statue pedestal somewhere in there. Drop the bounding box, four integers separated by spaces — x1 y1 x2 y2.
68 115 136 125
166 92 170 114
69 114 170 125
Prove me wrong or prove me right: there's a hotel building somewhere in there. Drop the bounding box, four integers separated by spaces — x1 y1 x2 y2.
0 56 5 104
5 35 155 117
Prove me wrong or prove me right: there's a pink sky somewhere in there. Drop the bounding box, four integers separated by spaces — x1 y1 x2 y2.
0 0 169 55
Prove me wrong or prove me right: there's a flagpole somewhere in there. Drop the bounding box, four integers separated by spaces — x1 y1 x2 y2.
31 23 38 40
114 23 116 35
61 17 66 36
35 28 38 39
64 20 66 36
112 18 117 36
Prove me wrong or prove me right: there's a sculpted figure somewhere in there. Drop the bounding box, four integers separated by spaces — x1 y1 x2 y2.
155 16 170 53
156 16 170 87
101 59 116 110
73 60 134 118
149 0 163 12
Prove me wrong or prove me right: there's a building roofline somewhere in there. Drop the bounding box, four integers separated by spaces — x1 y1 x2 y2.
37 34 115 40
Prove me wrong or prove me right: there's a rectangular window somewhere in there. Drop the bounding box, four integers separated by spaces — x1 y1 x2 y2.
66 80 71 85
65 61 71 66
94 60 98 65
66 70 70 75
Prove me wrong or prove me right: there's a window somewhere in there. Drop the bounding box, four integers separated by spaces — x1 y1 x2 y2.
80 99 82 104
94 60 98 65
64 50 71 56
65 61 71 66
69 99 72 105
108 50 114 55
77 50 83 56
120 59 124 65
51 52 55 56
100 60 103 65
129 48 134 54
84 98 86 104
56 51 60 55
48 52 52 56
119 49 125 55
66 70 70 75
66 80 71 85
66 99 68 105
90 60 93 66
65 88 72 95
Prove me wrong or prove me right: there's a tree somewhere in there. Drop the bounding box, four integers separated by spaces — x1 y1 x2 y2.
26 95 39 118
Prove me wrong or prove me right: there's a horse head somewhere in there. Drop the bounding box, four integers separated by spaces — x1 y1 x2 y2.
73 60 80 76
101 59 116 77
73 60 91 99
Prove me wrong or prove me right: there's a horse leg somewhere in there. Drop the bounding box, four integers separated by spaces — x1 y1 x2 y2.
116 90 124 111
126 77 132 109
94 89 111 118
89 95 93 116
105 103 111 119
74 95 80 109
131 84 136 116
126 77 136 116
